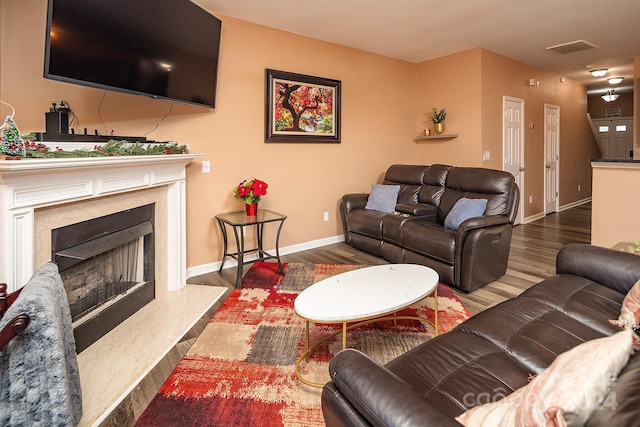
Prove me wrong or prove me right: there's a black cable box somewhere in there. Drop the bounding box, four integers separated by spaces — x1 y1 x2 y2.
34 132 147 143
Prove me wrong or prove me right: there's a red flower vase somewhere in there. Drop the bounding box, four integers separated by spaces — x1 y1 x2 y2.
245 202 258 216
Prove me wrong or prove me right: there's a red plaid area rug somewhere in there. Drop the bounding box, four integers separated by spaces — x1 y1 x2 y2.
135 262 471 427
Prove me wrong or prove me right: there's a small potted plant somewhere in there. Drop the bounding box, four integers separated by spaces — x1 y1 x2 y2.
234 178 268 215
431 107 446 134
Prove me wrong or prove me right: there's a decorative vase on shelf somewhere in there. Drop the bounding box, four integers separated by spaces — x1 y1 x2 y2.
431 107 446 135
245 202 258 216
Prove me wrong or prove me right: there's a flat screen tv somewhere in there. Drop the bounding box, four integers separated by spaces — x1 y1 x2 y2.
44 0 222 108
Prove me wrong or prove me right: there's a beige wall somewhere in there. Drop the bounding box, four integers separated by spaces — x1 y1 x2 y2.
1 0 419 271
588 92 634 119
635 55 640 159
415 49 483 167
416 48 599 218
1 0 601 273
592 164 640 247
480 49 599 216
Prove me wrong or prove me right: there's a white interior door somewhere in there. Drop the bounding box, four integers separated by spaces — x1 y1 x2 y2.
503 96 524 225
591 117 633 159
544 104 559 214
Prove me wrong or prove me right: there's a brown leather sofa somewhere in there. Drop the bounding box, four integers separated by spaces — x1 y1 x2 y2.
340 164 519 292
321 244 640 427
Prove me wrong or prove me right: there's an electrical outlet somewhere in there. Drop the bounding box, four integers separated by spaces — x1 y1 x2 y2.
202 161 210 173
578 184 581 192
482 151 491 161
323 212 329 222
529 196 533 204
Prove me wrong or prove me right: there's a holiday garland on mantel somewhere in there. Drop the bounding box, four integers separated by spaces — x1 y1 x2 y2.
22 138 189 158
1 99 189 158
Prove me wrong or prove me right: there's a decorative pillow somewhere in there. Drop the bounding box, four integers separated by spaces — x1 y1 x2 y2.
610 278 640 329
444 198 488 231
364 184 400 213
455 329 635 427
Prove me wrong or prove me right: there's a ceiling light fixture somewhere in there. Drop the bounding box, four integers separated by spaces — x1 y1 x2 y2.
601 90 619 102
591 69 608 77
608 77 623 85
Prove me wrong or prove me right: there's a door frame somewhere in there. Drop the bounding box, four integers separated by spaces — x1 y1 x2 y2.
502 96 525 225
544 104 560 214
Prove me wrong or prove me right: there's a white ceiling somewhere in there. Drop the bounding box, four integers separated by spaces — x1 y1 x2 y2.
198 0 640 94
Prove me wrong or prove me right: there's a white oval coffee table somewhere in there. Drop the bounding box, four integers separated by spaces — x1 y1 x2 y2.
294 264 439 387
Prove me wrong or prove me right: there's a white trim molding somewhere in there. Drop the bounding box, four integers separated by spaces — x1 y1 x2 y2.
0 154 201 292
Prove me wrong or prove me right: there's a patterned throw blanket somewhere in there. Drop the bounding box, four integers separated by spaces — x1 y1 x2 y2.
0 262 82 426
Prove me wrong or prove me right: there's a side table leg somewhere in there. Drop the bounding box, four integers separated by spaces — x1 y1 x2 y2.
257 222 265 260
275 218 286 276
217 219 228 273
342 322 347 350
232 225 245 288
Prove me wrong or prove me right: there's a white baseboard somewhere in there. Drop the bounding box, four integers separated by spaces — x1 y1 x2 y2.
522 197 592 224
186 234 345 279
523 212 546 224
559 197 592 212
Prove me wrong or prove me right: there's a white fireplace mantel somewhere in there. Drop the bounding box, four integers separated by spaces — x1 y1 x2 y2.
0 154 202 292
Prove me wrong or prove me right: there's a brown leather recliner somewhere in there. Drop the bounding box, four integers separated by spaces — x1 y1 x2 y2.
340 164 519 292
321 244 640 427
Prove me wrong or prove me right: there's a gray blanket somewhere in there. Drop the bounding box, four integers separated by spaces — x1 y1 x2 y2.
0 262 82 426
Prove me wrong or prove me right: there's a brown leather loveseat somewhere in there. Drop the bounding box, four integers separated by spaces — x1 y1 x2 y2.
341 164 519 292
321 244 640 427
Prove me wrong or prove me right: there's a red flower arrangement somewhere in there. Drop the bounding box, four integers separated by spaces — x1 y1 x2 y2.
234 178 268 204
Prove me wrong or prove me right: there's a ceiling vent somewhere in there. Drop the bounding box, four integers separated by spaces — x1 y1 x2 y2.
545 40 597 54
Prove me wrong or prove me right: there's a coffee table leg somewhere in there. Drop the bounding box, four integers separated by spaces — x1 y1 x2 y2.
305 320 310 362
342 322 347 349
434 286 439 336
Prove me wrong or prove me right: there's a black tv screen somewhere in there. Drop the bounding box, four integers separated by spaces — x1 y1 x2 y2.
44 0 222 108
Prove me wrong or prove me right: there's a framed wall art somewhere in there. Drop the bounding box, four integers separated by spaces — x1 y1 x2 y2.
265 69 341 143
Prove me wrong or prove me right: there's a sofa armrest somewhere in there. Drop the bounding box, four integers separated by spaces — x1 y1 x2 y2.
456 215 509 235
396 203 438 216
556 243 640 294
324 349 463 427
342 193 369 214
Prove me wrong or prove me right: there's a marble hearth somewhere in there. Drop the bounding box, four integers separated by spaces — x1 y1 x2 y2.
0 154 227 426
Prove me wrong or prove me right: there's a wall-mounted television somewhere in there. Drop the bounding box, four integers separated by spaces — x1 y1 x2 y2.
44 0 222 108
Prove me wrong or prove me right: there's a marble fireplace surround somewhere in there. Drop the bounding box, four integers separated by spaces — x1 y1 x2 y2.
0 154 229 426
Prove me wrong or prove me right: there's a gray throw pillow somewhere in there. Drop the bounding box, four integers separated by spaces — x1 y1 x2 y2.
365 184 400 213
444 198 488 230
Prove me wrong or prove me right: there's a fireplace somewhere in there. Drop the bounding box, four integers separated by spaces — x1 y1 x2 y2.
52 204 155 353
0 153 203 426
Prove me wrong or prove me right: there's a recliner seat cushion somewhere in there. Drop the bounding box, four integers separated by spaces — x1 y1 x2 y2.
384 330 533 418
346 209 386 239
455 329 635 427
517 275 625 335
400 220 456 263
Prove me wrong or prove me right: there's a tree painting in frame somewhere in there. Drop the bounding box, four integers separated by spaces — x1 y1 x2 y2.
265 69 341 143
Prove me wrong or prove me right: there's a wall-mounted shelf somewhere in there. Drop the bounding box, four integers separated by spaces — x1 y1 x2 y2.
414 134 458 141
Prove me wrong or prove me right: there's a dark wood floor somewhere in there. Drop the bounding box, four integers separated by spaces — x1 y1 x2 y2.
112 202 591 426
190 202 592 315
